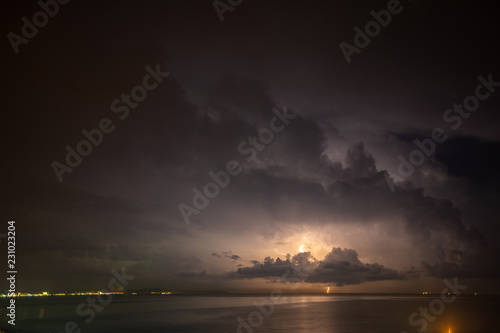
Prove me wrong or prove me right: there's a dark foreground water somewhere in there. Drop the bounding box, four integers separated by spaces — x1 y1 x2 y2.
1 294 499 332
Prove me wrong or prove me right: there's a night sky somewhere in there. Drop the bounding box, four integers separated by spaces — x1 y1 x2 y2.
2 0 500 294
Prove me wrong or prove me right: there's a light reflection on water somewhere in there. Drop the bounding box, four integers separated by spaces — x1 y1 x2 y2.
0 295 498 333
38 306 44 319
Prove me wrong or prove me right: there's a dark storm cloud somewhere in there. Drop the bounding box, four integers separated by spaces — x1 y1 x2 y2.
212 251 242 261
194 133 495 279
176 271 208 279
5 57 495 284
6 179 186 253
422 251 500 279
233 256 292 280
308 248 411 286
206 139 486 247
436 137 500 182
229 247 411 286
3 0 500 292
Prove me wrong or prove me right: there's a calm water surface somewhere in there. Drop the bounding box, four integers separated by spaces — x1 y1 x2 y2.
1 294 498 332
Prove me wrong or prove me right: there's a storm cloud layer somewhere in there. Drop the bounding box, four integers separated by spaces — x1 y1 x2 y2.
2 0 500 293
230 247 410 287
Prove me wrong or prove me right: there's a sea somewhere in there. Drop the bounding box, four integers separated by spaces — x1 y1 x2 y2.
1 294 499 332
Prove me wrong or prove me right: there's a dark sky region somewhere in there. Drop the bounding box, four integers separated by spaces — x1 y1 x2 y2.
2 0 500 294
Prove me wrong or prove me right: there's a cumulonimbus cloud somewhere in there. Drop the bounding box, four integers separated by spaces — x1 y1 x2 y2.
228 247 415 286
